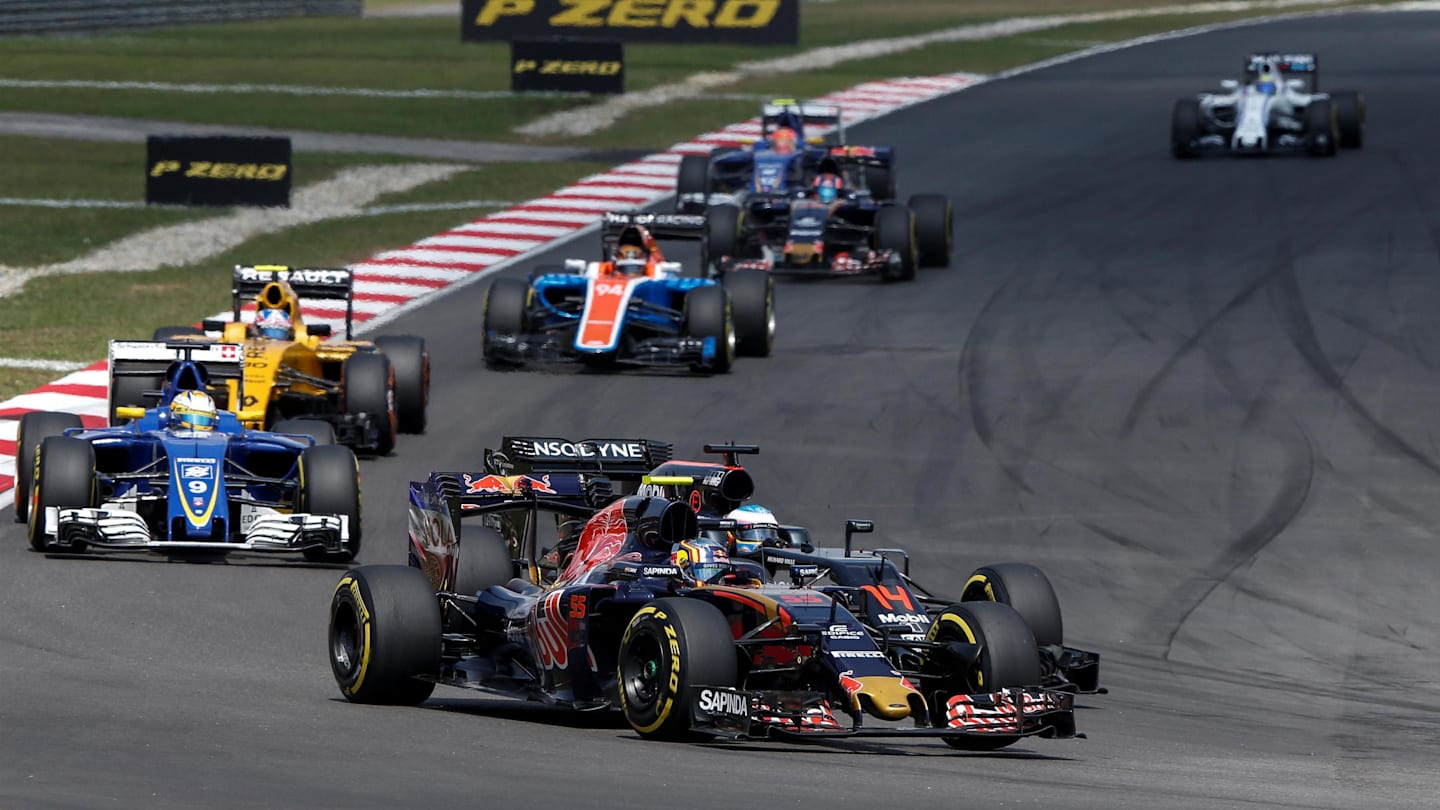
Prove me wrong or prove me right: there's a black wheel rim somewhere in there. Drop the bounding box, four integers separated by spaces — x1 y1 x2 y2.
331 602 362 680
621 632 664 710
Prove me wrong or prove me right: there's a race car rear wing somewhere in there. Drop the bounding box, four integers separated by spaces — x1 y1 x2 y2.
488 436 673 481
108 339 245 414
1244 52 1319 91
230 264 356 339
762 98 845 144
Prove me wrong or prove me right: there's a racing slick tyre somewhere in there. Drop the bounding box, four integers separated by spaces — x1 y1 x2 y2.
1332 91 1365 149
1306 99 1338 157
340 351 396 456
453 526 515 599
874 205 917 282
706 204 742 273
329 565 441 705
676 154 712 212
152 325 205 342
1170 98 1202 159
960 563 1064 648
28 436 96 552
271 418 335 447
299 444 363 563
922 601 1041 751
482 278 532 369
373 336 429 435
619 598 738 741
723 268 774 357
14 412 83 523
909 193 953 269
108 372 162 425
865 164 897 201
683 285 735 374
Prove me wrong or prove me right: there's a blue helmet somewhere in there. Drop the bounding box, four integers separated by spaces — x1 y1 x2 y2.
671 537 733 584
255 308 293 340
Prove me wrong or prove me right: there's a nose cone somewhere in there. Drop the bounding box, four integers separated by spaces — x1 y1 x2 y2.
852 677 922 721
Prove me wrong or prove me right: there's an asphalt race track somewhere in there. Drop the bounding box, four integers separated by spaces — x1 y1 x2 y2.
4 11 1440 809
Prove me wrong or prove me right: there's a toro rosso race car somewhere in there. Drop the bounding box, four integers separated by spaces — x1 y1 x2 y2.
147 264 430 455
14 340 360 561
482 212 775 371
326 437 1080 748
1171 53 1364 158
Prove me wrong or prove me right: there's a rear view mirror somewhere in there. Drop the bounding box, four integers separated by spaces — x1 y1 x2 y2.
1220 79 1239 90
308 323 332 337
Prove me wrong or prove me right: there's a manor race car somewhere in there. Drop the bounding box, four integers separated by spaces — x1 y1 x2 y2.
146 264 430 455
16 340 361 561
325 436 1080 748
482 212 775 371
1171 52 1364 157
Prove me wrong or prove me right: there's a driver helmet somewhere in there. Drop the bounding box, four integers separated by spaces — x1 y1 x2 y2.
255 307 294 340
1255 63 1279 95
813 172 845 204
613 243 648 276
725 503 782 558
770 126 798 155
671 537 733 585
169 390 218 432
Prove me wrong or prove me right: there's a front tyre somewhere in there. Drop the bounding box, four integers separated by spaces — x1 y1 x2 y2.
1306 99 1338 157
722 269 774 357
28 436 96 552
874 205 917 282
341 352 396 455
923 601 1041 751
1332 91 1364 149
482 278 533 369
14 411 82 522
299 444 362 563
329 565 441 705
618 598 737 740
683 285 735 374
1171 98 1202 159
909 193 953 268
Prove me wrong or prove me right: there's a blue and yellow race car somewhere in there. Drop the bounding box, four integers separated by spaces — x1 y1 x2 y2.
15 340 360 561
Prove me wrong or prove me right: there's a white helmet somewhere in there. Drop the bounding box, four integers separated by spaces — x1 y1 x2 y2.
725 503 781 558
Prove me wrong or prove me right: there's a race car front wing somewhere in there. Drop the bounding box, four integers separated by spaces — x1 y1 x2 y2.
45 507 349 554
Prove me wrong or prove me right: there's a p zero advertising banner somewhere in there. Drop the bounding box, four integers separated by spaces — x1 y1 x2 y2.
462 0 798 45
146 136 292 207
511 39 624 93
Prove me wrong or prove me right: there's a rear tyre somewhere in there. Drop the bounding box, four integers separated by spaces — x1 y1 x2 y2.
961 563 1064 648
1332 91 1364 149
152 325 205 342
865 165 897 201
1171 98 1202 159
329 565 441 705
723 269 774 357
909 193 953 268
109 372 162 425
683 285 734 374
270 418 335 447
706 204 742 272
874 205 917 282
482 278 532 369
374 336 429 434
1306 99 1337 157
341 352 396 455
15 412 82 523
676 154 712 212
619 598 737 740
299 445 362 563
453 526 514 598
923 601 1041 751
28 436 96 552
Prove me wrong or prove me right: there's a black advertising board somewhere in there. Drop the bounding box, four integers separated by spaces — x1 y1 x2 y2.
146 136 292 207
511 39 624 93
462 0 798 45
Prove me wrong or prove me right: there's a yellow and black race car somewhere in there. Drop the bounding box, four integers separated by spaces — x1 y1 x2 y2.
134 265 429 455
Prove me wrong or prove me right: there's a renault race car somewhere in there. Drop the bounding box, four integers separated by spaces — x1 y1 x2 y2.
482 212 775 372
1171 52 1364 158
327 439 1078 747
16 340 361 561
145 264 430 455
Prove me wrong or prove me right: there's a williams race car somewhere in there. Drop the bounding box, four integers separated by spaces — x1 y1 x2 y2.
326 437 1080 748
482 212 775 371
146 264 430 455
1171 52 1364 158
16 340 361 561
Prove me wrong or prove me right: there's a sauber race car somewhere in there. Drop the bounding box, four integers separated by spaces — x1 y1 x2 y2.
145 265 430 455
1171 53 1364 158
482 212 775 371
15 340 360 561
326 437 1080 748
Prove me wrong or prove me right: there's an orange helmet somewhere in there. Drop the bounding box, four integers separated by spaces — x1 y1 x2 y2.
770 127 798 155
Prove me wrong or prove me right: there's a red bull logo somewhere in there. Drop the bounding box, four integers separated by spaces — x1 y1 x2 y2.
462 473 556 495
838 670 864 701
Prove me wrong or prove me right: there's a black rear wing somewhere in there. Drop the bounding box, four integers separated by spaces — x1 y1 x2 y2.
231 264 356 338
107 339 245 414
762 98 845 144
487 436 673 480
1244 52 1319 90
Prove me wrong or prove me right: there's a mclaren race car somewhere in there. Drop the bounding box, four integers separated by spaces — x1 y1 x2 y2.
482 212 775 371
1171 52 1364 158
145 264 430 455
16 340 361 561
326 437 1080 748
